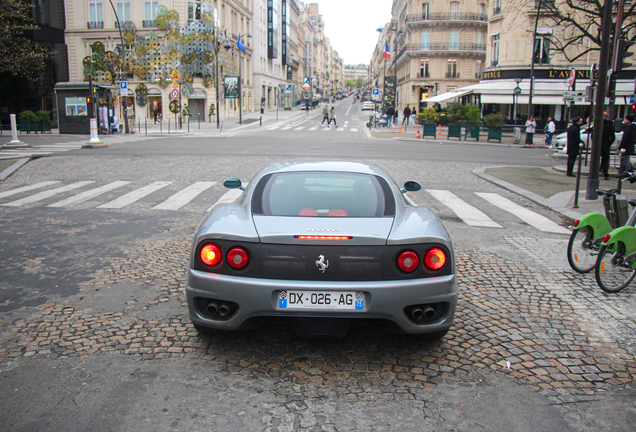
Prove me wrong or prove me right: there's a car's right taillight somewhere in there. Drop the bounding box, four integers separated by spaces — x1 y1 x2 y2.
200 243 222 266
424 248 446 270
227 247 249 270
397 250 419 273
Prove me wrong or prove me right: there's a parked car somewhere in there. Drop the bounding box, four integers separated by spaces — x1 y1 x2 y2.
361 101 375 111
186 161 457 338
555 123 622 150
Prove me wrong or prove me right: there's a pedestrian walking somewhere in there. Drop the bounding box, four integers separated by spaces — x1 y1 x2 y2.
328 106 337 127
320 105 329 126
601 112 616 180
525 116 537 146
385 105 395 127
618 114 636 174
402 104 411 126
393 108 399 126
153 102 159 124
545 116 556 148
411 107 417 125
566 117 584 177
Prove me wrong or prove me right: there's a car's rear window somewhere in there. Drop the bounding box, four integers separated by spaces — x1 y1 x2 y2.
253 172 394 217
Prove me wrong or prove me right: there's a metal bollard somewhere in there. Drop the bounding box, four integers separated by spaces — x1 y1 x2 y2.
145 116 147 135
168 119 170 134
187 116 190 133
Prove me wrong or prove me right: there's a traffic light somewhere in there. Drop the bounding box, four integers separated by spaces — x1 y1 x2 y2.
632 103 635 111
616 38 635 72
86 96 91 104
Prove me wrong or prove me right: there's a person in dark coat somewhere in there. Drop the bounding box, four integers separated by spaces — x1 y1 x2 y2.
385 105 395 127
601 112 616 180
566 117 584 177
402 104 411 126
153 103 159 124
618 114 636 174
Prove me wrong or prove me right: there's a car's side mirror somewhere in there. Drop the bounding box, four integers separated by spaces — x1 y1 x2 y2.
223 178 244 190
401 181 422 193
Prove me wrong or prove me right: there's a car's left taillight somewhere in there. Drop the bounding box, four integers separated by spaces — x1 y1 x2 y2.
227 247 249 270
200 243 222 266
397 250 419 273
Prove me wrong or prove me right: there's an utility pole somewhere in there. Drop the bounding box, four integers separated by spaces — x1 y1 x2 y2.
587 0 615 200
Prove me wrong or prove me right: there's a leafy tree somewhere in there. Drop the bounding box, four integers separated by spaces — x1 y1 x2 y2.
505 0 636 62
0 0 53 81
354 77 365 88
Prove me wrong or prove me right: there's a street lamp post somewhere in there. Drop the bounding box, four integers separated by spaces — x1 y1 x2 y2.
237 33 251 125
513 77 522 123
107 0 129 134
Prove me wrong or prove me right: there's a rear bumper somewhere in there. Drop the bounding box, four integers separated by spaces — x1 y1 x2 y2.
186 269 458 334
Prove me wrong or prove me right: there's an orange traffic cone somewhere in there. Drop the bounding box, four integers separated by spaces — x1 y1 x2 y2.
415 127 420 139
398 125 403 134
437 124 442 137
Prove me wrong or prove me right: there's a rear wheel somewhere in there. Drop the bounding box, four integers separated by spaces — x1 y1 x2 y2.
567 226 597 273
595 244 636 293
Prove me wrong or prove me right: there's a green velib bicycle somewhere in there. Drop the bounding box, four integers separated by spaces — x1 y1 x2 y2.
567 172 636 274
594 225 636 292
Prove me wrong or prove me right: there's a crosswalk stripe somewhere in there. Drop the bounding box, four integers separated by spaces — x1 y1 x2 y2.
1 181 95 207
427 190 502 228
308 126 318 131
152 182 216 210
206 185 246 212
281 126 292 130
294 126 304 131
322 127 332 131
0 181 61 200
97 181 173 209
48 181 132 207
350 127 358 132
336 127 344 131
267 126 279 130
475 192 570 234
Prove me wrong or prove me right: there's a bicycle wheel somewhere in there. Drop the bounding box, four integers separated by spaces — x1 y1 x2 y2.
595 244 636 293
567 226 597 273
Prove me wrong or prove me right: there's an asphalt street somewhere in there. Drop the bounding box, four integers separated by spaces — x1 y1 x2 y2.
0 98 634 431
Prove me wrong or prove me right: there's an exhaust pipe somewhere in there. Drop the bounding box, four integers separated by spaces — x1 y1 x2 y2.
411 308 424 320
422 305 436 319
206 301 219 315
218 303 231 317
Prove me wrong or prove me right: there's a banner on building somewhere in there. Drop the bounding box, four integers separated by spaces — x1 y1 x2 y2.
224 77 239 98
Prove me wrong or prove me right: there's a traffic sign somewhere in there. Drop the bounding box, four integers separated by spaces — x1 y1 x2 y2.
562 90 584 102
171 70 179 80
172 79 179 89
120 80 128 96
568 69 576 88
630 94 636 105
170 88 179 100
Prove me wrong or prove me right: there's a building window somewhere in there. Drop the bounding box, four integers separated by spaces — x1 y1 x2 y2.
450 2 460 20
35 0 49 26
116 0 130 24
476 60 482 78
422 3 430 20
449 30 459 50
88 0 103 27
477 32 484 50
447 59 458 78
420 60 429 78
421 30 430 50
534 35 550 64
494 0 502 15
188 0 202 23
145 1 158 19
479 3 486 19
491 34 500 66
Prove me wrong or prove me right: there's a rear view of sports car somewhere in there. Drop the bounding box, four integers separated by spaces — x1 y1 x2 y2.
186 161 457 338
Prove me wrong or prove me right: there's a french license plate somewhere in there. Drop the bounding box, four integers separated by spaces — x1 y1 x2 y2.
279 290 364 310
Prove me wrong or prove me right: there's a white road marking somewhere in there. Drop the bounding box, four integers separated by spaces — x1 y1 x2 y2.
427 190 502 228
152 182 216 210
308 126 318 131
0 181 60 200
97 181 173 209
206 186 247 212
48 181 132 207
475 192 570 234
281 126 292 130
322 127 332 131
295 126 305 131
267 126 279 130
2 181 95 206
337 127 345 131
350 127 358 132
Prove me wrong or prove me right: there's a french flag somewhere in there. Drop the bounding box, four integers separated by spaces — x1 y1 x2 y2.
382 41 391 60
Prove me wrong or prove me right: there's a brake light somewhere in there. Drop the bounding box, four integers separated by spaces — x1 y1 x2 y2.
227 247 249 270
200 243 222 266
603 234 611 243
397 250 419 273
424 248 446 270
573 219 580 228
294 235 353 240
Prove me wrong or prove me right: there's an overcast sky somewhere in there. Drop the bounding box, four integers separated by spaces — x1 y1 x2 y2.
307 0 393 66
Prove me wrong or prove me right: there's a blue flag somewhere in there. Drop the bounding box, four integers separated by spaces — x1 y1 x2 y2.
237 36 246 53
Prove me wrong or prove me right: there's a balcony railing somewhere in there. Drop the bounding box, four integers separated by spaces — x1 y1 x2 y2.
417 72 430 78
406 43 487 53
446 73 460 78
406 12 487 23
143 20 155 28
87 21 104 29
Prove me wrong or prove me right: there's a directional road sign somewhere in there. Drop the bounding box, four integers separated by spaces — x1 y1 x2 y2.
562 90 584 102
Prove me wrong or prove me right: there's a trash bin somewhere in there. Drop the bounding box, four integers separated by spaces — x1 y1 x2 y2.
513 127 521 144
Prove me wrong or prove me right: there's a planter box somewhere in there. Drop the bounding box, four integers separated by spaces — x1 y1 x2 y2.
36 120 51 133
487 126 503 142
447 124 462 140
19 120 36 133
465 125 480 141
422 122 437 138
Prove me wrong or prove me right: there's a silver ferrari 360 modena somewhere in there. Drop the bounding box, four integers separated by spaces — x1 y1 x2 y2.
186 161 457 338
